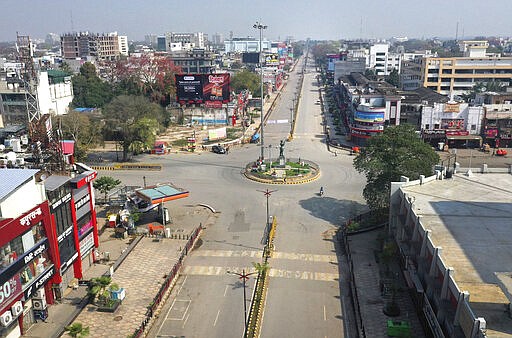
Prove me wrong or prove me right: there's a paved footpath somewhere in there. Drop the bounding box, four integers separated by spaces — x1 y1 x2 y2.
22 204 212 338
73 236 189 337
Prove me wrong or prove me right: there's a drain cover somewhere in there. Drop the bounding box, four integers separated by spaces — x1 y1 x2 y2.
114 316 123 321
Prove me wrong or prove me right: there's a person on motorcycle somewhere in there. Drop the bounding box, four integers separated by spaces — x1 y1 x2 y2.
320 186 324 196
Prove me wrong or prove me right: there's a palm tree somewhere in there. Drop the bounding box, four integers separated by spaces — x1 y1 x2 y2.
64 323 90 338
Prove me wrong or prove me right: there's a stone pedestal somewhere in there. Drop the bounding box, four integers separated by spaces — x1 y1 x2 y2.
279 156 285 167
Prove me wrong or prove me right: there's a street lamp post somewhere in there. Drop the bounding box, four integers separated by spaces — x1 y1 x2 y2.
227 269 258 333
258 189 277 237
143 176 146 188
253 21 267 161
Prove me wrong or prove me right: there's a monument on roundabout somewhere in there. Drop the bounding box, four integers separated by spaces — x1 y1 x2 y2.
246 138 319 184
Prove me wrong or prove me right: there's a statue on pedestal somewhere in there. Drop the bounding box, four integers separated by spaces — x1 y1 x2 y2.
279 139 285 158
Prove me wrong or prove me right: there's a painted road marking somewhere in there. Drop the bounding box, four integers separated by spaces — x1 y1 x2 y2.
194 250 339 262
168 300 191 320
182 266 338 281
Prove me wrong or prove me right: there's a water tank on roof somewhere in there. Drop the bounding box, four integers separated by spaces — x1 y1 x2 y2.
6 151 16 163
11 139 21 152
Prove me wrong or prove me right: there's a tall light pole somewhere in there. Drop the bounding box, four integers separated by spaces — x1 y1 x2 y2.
258 189 277 243
227 269 258 333
254 21 267 161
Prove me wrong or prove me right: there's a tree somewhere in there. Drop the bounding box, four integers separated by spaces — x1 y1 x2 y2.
365 69 377 81
107 56 182 106
353 124 439 211
387 68 400 87
71 62 113 108
461 80 506 102
231 70 261 97
93 176 121 202
64 323 90 338
102 95 163 161
57 112 103 161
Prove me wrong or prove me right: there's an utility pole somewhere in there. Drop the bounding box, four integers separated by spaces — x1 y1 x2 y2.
227 269 258 333
254 22 267 161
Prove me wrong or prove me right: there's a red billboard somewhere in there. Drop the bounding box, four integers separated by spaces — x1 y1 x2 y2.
203 74 230 103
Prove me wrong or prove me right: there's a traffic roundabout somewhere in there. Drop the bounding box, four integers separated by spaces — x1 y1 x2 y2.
243 158 320 185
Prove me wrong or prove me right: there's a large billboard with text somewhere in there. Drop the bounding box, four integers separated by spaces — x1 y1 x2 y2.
176 74 230 104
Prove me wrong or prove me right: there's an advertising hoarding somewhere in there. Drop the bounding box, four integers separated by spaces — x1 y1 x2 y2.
354 111 385 123
176 74 230 104
203 74 230 103
176 74 203 103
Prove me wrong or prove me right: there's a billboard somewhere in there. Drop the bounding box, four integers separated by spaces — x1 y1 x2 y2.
176 74 204 103
176 74 230 104
264 54 280 67
203 74 230 103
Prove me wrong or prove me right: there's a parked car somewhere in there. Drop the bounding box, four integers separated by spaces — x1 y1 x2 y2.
212 145 226 154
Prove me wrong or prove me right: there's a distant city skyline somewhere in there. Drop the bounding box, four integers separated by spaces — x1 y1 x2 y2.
2 0 512 42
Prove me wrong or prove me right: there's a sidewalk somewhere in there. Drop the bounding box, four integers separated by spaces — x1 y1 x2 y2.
22 204 214 338
346 229 425 337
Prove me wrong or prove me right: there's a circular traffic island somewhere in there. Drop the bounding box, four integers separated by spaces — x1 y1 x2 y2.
244 158 320 184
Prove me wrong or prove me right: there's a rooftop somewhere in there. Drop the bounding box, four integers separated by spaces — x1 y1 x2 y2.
0 168 39 202
402 173 512 336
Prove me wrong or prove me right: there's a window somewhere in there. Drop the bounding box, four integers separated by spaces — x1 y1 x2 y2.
471 124 476 130
425 124 430 130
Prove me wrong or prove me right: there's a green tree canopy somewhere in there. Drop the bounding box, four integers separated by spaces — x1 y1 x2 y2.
93 176 121 201
387 68 400 87
353 124 439 211
231 70 261 97
102 95 163 161
71 62 113 108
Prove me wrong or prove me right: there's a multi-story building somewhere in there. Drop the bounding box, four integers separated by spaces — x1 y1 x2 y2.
223 37 271 53
338 73 402 146
163 32 205 52
1 70 73 126
420 101 484 148
118 35 129 56
369 43 401 76
399 51 437 91
389 172 512 338
421 40 512 96
170 49 217 74
60 32 126 61
0 165 98 338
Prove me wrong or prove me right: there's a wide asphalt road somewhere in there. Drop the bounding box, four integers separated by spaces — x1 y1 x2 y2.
96 54 367 338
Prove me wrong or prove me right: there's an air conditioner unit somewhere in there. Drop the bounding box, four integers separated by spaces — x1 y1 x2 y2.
0 311 14 327
34 288 46 300
11 301 23 317
32 298 47 311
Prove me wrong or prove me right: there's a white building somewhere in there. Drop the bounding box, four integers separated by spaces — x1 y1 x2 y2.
118 35 129 56
368 43 401 76
224 37 271 53
421 101 484 146
164 32 205 52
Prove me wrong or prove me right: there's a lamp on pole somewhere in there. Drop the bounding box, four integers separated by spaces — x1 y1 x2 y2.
227 269 258 333
143 176 146 188
253 21 267 161
258 189 277 238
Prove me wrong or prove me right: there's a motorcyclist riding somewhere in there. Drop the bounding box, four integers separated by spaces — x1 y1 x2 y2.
320 186 324 196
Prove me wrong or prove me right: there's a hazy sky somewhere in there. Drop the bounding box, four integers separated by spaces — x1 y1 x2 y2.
2 0 512 42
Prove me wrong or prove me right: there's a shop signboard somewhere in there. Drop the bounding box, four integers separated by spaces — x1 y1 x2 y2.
0 273 22 313
485 128 498 138
354 111 385 123
23 265 55 300
0 239 49 287
445 130 469 136
79 232 95 259
441 119 464 129
444 103 460 113
264 53 280 67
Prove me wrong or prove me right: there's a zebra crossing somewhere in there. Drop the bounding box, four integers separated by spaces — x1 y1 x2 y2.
181 250 340 282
